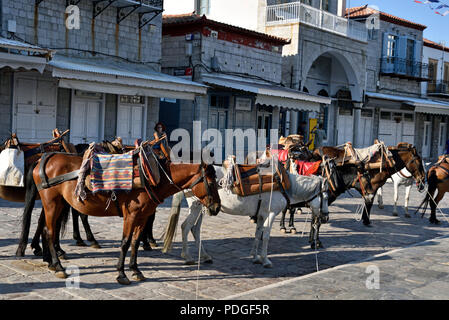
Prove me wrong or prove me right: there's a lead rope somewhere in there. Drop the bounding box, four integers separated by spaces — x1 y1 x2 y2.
355 199 367 222
424 187 449 224
195 206 206 300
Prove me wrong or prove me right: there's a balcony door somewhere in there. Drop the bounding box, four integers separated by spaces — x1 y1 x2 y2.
438 122 447 155
422 121 431 158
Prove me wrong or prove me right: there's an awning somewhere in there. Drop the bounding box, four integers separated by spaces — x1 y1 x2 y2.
202 74 331 112
49 55 208 100
0 37 53 73
366 91 449 115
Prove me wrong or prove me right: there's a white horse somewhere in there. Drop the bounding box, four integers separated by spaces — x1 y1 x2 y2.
377 166 426 217
162 163 329 268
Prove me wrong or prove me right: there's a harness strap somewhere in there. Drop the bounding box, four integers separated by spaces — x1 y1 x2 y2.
398 169 412 179
273 170 291 209
434 164 449 182
137 157 162 205
36 169 80 191
112 192 123 217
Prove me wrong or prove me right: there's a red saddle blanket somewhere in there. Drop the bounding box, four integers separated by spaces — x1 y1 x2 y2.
295 160 321 176
271 149 288 162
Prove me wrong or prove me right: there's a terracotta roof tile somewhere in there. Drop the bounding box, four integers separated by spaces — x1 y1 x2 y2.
346 5 427 31
424 38 449 52
162 13 290 45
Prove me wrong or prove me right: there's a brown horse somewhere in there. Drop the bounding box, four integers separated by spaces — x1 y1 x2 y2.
32 148 221 284
313 142 426 226
417 155 449 224
15 135 128 257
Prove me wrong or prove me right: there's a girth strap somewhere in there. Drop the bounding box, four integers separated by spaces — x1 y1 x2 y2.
37 170 80 191
137 157 161 204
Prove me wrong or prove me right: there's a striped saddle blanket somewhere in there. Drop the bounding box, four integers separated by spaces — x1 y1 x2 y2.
91 151 134 193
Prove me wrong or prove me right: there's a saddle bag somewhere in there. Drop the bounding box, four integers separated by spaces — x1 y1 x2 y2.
224 159 290 197
0 148 25 187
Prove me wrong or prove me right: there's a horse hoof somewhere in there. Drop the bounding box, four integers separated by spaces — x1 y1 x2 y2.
392 212 398 217
116 275 130 285
363 220 371 227
55 271 68 279
252 256 263 264
185 260 196 265
58 253 67 260
132 273 146 281
263 262 273 268
48 265 57 271
290 228 297 234
75 241 87 247
149 241 157 248
405 214 411 218
142 244 152 251
430 218 441 225
280 228 287 234
32 247 43 257
90 242 101 249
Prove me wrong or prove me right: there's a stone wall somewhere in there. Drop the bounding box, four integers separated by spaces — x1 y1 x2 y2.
1 0 162 63
0 69 12 142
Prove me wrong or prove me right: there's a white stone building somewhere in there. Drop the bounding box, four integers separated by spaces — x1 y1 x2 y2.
0 0 206 145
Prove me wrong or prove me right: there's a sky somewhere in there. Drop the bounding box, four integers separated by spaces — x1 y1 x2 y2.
349 0 449 45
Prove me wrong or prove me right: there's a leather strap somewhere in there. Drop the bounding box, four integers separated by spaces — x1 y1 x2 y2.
37 169 80 191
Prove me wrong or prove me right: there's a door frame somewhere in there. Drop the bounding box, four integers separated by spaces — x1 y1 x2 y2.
116 95 148 143
12 72 58 138
70 89 105 144
422 121 431 158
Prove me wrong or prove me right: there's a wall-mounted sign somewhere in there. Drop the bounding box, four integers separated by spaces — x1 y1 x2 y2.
235 97 252 111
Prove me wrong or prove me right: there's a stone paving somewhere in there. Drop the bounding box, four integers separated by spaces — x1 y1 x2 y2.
0 182 449 300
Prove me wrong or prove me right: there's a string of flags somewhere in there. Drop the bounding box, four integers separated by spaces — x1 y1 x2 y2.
414 0 449 16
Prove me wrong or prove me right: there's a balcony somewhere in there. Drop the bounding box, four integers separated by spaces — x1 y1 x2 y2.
380 57 431 81
265 2 367 42
428 80 449 95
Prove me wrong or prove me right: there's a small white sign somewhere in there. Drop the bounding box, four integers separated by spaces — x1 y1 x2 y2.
235 97 252 111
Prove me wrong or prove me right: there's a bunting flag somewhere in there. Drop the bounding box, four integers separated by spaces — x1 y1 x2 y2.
414 0 449 16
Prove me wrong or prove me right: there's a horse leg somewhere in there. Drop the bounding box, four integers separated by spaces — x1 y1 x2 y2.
280 207 287 233
377 187 384 209
30 209 45 257
54 214 67 260
116 214 136 285
309 217 322 249
146 214 157 247
129 223 146 282
404 185 412 218
430 190 445 224
79 210 101 248
260 211 277 268
191 213 213 264
392 183 399 216
362 195 374 226
251 216 264 264
289 209 297 234
181 202 201 265
71 208 86 246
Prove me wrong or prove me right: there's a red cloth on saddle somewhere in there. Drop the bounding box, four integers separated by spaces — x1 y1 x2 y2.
295 160 321 176
271 149 288 162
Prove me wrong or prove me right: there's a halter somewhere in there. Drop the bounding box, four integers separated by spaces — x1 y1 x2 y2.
186 165 216 209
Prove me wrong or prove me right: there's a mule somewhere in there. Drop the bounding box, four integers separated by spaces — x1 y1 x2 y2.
24 146 221 284
417 156 449 224
162 163 329 268
377 166 426 218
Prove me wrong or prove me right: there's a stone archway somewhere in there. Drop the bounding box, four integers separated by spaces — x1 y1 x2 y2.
302 49 363 102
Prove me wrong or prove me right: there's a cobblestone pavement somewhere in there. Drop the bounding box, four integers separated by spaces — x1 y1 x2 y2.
0 182 449 300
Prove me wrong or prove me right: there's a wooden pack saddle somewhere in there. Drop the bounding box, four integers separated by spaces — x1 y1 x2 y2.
223 157 290 197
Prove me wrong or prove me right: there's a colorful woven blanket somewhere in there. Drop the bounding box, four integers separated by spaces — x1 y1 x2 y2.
91 151 134 193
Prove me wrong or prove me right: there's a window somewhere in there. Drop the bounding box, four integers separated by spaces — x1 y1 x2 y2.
209 94 229 108
444 62 449 82
321 0 329 11
387 35 397 58
428 58 439 92
301 0 312 6
361 109 373 118
380 111 391 120
368 29 378 40
404 113 414 122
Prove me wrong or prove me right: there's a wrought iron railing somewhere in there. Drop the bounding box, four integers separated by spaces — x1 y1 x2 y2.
266 2 367 42
427 80 449 94
380 57 430 80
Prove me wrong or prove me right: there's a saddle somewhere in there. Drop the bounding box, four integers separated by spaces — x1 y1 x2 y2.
75 140 161 197
222 156 290 197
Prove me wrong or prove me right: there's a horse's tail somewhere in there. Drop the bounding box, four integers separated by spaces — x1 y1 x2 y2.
162 191 184 253
415 169 438 217
15 162 39 257
59 201 71 238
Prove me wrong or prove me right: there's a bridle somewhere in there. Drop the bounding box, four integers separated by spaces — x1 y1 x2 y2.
187 164 217 210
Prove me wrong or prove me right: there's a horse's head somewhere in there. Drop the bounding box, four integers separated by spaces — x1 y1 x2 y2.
189 162 221 216
395 144 426 191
